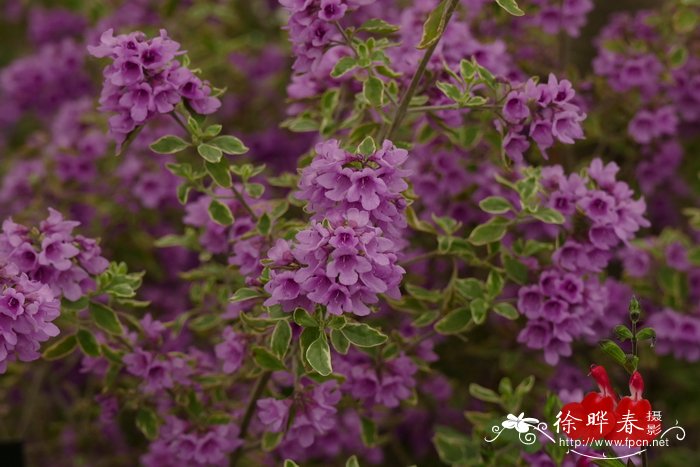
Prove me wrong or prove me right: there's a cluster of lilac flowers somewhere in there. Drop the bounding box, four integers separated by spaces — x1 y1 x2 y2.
28 7 87 45
183 189 266 280
627 106 678 144
0 209 109 301
296 139 410 241
49 98 109 184
88 29 221 145
335 350 417 407
264 208 404 315
0 40 91 118
142 415 243 467
501 74 586 162
257 380 340 448
648 309 700 362
592 11 663 95
280 0 374 73
518 159 649 363
522 0 593 37
0 262 60 373
0 209 108 373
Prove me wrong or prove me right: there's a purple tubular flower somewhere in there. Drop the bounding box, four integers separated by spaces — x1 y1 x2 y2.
88 29 220 145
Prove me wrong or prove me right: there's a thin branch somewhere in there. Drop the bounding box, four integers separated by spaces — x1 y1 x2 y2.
229 371 272 467
378 0 462 142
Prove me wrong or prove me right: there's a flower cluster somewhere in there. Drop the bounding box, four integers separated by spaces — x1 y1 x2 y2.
49 98 109 184
524 0 594 37
183 189 266 280
518 159 649 363
265 208 404 316
296 139 410 241
592 12 663 93
0 262 60 373
88 29 221 145
648 309 700 362
501 74 586 162
257 380 340 448
335 350 417 407
0 40 91 118
627 106 678 144
280 0 375 74
28 7 87 45
0 209 109 300
142 415 243 467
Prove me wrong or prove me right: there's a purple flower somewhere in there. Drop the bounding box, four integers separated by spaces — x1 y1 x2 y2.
503 91 530 123
214 328 246 374
257 398 291 432
318 0 348 21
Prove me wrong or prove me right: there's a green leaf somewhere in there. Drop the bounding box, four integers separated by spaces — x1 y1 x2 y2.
493 302 519 320
189 314 221 332
614 325 633 341
42 335 77 360
136 408 160 440
89 302 124 335
363 76 384 107
459 59 476 80
76 329 101 357
357 135 377 155
149 135 189 154
330 329 350 354
359 18 400 34
454 278 484 300
262 431 284 451
532 208 565 224
306 333 332 376
284 461 299 467
434 306 471 334
470 298 489 325
469 383 501 403
413 310 440 327
203 124 222 137
230 287 264 302
341 322 388 347
637 327 656 341
271 320 292 358
405 283 442 302
205 160 232 188
432 426 478 465
673 7 698 33
346 455 361 467
418 0 450 49
486 270 504 298
495 0 525 16
197 143 223 163
436 81 463 102
479 196 513 214
467 217 509 245
503 254 529 284
208 135 248 155
177 183 191 204
208 199 234 226
599 339 626 366
257 212 272 236
331 56 357 78
245 183 265 199
360 416 377 447
252 346 287 371
293 308 318 327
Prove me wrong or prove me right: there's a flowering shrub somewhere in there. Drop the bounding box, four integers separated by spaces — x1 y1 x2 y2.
0 0 699 466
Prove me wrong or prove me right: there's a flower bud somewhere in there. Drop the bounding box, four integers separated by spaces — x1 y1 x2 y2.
628 296 641 323
629 371 644 401
589 364 618 401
